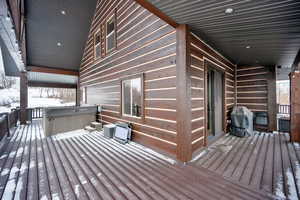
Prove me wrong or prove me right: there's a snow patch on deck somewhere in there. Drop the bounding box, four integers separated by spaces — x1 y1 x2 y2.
52 193 60 200
191 149 208 162
274 174 285 198
285 167 298 199
53 129 89 140
2 179 16 200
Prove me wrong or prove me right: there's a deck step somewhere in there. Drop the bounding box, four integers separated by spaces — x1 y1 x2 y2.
90 121 102 131
84 126 96 132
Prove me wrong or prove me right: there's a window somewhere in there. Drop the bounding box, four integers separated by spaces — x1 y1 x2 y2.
81 87 86 104
94 30 101 59
106 15 116 53
122 77 143 118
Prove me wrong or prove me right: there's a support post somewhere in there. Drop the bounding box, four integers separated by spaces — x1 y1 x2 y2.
20 71 28 124
176 24 192 162
267 66 277 131
290 71 300 142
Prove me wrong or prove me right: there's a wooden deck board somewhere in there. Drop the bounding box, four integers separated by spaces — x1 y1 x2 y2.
192 131 300 199
228 133 259 180
261 133 275 193
250 133 269 187
286 134 300 198
46 136 77 200
87 133 215 200
0 120 276 199
239 132 264 185
0 125 26 199
37 121 64 200
14 121 32 200
217 135 250 175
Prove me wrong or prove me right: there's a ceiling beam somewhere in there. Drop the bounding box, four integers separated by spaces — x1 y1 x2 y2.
27 66 79 76
28 81 77 89
134 0 178 28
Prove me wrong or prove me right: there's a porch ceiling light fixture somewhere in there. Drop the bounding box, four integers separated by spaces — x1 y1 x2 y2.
61 10 66 15
246 45 251 49
57 42 62 46
225 8 234 14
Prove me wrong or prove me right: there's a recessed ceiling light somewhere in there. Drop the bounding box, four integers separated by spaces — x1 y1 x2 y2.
246 45 251 49
57 42 62 46
225 8 234 14
61 10 66 15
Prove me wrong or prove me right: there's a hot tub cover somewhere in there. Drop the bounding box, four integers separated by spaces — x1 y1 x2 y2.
231 106 253 137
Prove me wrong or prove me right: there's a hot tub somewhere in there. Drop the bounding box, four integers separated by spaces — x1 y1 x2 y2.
43 106 97 136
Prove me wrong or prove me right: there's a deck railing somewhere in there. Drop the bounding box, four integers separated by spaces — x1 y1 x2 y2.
278 104 290 115
31 107 43 119
0 114 9 141
0 108 20 141
9 109 19 127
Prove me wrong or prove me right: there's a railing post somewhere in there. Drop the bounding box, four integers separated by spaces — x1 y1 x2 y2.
267 66 277 131
4 113 10 137
20 71 28 124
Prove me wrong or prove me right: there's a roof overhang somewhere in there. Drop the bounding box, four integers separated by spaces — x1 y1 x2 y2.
25 0 97 71
146 0 300 71
27 66 78 88
0 0 24 76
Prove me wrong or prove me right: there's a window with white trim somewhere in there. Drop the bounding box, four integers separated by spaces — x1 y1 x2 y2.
106 15 116 53
122 77 142 117
94 30 101 59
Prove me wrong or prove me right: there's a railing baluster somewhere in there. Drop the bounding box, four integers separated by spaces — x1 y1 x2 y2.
28 107 43 119
278 104 290 115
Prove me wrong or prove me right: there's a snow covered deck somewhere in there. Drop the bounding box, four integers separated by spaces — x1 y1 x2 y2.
192 132 300 199
0 120 276 199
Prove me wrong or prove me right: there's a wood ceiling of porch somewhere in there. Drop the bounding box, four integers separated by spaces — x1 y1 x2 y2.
147 0 300 69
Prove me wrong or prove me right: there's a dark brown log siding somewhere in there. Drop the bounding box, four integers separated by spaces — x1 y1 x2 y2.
236 66 269 112
189 33 236 153
80 0 177 155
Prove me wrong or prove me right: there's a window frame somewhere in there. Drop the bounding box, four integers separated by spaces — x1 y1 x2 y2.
105 13 117 54
80 87 87 104
93 28 102 60
120 74 144 121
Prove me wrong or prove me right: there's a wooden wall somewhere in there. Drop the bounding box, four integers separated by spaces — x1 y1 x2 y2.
188 33 236 154
236 65 277 131
237 66 276 131
80 0 237 159
236 66 269 112
80 0 177 155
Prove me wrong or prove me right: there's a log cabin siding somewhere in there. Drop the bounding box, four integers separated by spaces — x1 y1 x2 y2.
80 0 177 155
189 33 236 153
236 66 269 112
236 65 276 131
